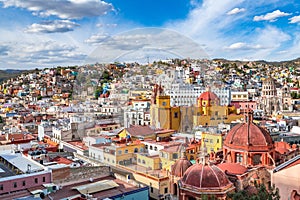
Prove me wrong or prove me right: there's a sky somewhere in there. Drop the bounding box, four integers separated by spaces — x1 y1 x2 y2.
0 0 300 69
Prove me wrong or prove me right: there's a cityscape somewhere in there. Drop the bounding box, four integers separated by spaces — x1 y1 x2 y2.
0 1 300 200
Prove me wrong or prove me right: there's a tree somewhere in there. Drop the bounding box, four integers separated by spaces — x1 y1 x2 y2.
227 184 280 200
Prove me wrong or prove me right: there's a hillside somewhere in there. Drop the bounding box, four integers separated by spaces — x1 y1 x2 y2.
0 69 27 83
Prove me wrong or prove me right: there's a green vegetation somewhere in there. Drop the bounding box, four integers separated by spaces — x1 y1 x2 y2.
227 184 280 200
291 92 300 99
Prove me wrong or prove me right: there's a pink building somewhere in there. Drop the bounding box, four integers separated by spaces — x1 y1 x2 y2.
0 171 52 195
272 155 300 200
231 101 258 110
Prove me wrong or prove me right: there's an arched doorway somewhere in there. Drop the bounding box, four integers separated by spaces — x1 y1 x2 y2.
173 183 177 195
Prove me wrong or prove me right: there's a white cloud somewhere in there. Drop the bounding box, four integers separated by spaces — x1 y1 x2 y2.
165 0 247 58
225 42 263 50
86 28 209 63
289 15 300 24
85 34 110 45
243 26 290 60
96 23 117 28
253 10 291 22
0 0 113 19
0 39 87 67
25 20 79 33
227 8 246 15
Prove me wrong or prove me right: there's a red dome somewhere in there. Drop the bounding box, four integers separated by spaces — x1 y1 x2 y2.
224 122 273 151
198 91 219 101
217 163 248 175
181 163 232 189
171 156 192 177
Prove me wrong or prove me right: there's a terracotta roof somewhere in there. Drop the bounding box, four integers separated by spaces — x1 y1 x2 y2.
198 91 219 101
51 156 73 165
275 141 292 155
171 156 192 177
126 125 155 136
182 163 232 189
224 111 273 151
217 163 248 175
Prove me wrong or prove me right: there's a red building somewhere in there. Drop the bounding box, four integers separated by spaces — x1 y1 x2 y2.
223 109 276 167
178 162 235 200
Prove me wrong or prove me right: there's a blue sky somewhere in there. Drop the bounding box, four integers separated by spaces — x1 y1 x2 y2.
0 0 300 69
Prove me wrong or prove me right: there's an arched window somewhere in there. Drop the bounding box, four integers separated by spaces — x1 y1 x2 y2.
236 153 243 163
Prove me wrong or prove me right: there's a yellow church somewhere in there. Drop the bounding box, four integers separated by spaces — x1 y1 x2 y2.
150 86 241 132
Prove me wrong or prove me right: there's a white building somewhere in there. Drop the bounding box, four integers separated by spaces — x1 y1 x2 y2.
124 100 151 128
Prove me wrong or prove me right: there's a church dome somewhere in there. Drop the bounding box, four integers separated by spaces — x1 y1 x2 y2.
181 163 232 189
198 91 219 101
224 110 273 151
171 156 192 177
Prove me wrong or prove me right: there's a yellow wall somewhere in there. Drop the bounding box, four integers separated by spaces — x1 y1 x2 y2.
159 151 179 171
201 132 223 153
137 154 161 170
118 129 127 139
170 107 180 130
103 143 145 166
103 152 117 166
132 173 169 199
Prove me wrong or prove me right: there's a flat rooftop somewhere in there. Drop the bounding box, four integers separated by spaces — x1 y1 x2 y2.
50 175 147 200
1 153 44 173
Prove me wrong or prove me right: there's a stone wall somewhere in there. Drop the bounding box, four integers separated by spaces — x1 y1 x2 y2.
53 166 110 185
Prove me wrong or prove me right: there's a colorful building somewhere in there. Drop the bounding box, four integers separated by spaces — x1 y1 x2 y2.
201 131 223 154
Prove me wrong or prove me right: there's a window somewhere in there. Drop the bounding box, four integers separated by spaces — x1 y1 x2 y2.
134 148 138 153
14 182 17 188
150 146 153 150
43 177 46 182
217 139 219 143
174 112 178 118
140 148 144 152
138 158 141 163
150 187 154 193
162 102 167 106
154 146 158 151
145 145 148 149
118 150 122 155
164 187 168 194
22 181 26 186
173 153 178 159
142 160 145 164
236 153 243 163
160 152 163 157
124 149 128 154
0 184 3 190
35 178 38 184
